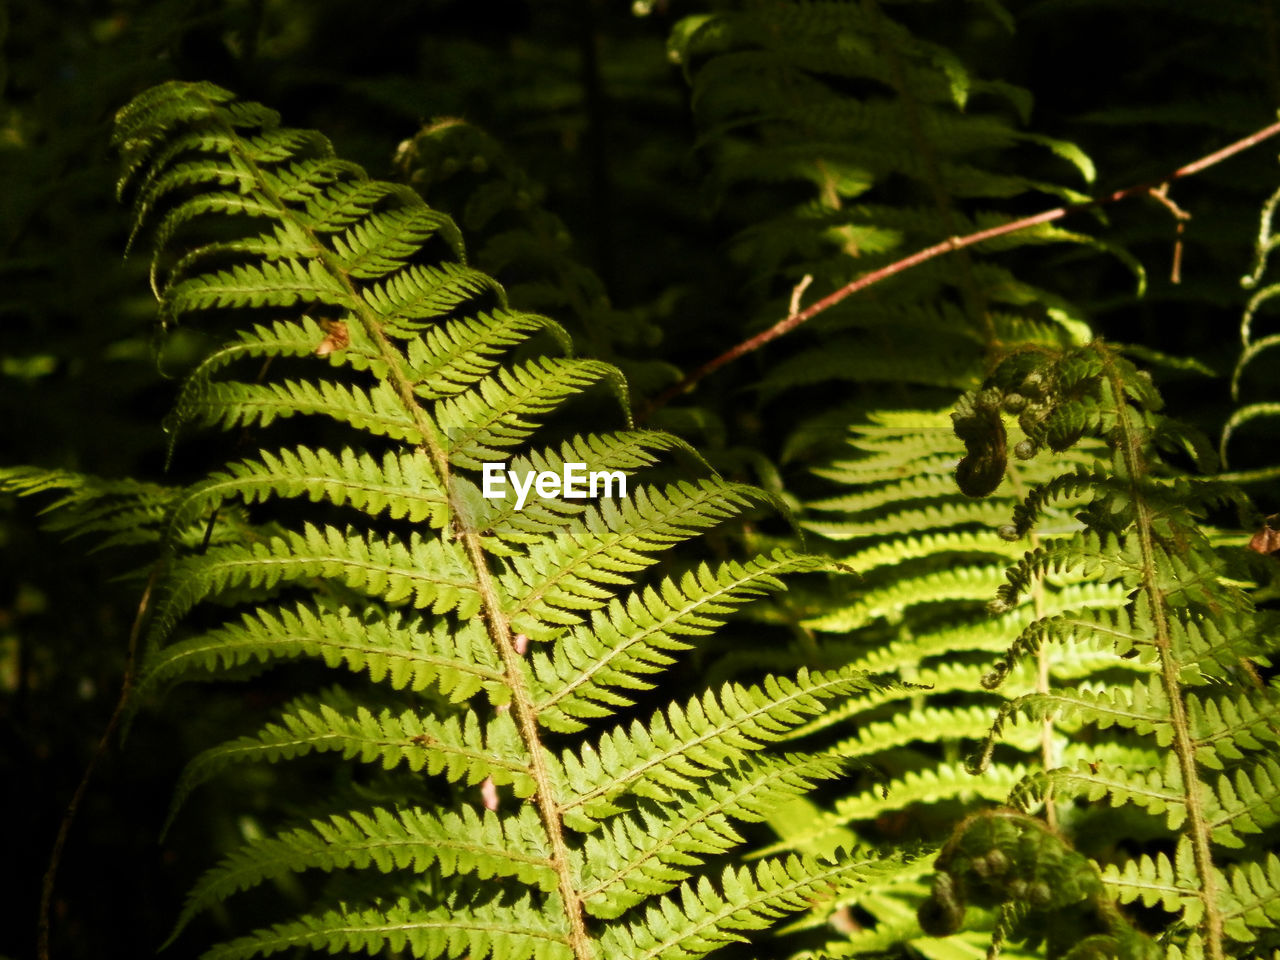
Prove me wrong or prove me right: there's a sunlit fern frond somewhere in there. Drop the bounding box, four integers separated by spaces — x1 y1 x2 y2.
100 79 912 960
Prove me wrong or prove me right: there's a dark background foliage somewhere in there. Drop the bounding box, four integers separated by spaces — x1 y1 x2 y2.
3 2 1277 958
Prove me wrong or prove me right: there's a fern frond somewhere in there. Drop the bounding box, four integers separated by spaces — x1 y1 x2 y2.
557 667 893 826
137 605 504 704
436 357 624 468
957 340 1279 958
204 891 574 960
505 479 764 627
1187 689 1280 770
1101 850 1191 915
580 753 846 919
172 803 557 941
169 687 536 825
598 855 892 960
0 466 178 550
168 446 450 532
532 551 826 733
804 565 1009 632
1219 855 1280 940
175 377 426 440
145 524 479 649
107 80 896 960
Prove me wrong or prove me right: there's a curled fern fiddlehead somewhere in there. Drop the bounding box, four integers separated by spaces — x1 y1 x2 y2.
919 809 1159 960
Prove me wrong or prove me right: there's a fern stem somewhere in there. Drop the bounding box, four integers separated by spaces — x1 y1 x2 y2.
340 210 598 960
463 530 596 960
643 118 1280 417
1001 458 1057 827
345 256 599 960
188 85 595 960
1033 631 1056 829
334 207 597 960
1099 344 1224 960
1217 464 1280 483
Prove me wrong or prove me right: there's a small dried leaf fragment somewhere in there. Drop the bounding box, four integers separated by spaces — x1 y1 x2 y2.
314 318 349 357
1248 515 1280 555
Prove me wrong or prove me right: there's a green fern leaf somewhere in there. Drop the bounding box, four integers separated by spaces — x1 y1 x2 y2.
102 80 903 960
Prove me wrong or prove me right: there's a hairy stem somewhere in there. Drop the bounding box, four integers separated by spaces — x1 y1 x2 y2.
1099 344 1223 960
185 89 595 960
1001 456 1057 827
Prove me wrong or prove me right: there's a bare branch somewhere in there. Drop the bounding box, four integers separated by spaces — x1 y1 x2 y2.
642 117 1280 418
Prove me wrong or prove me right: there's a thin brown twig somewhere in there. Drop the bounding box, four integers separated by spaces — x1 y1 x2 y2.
641 117 1280 418
789 274 813 317
38 567 158 960
1147 183 1192 284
